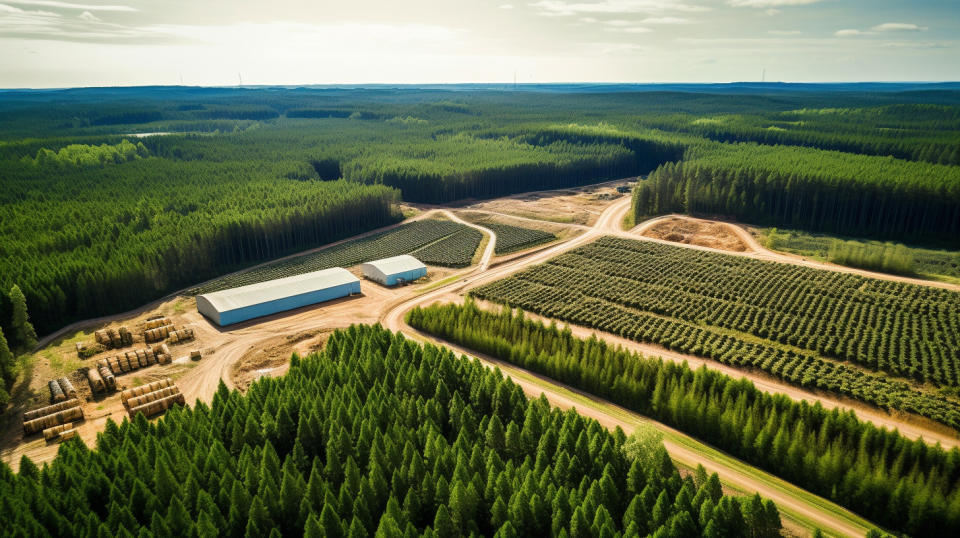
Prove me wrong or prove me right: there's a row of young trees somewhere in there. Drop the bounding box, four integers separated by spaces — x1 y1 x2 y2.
541 238 960 388
632 144 960 243
470 237 960 429
407 300 959 535
0 324 783 537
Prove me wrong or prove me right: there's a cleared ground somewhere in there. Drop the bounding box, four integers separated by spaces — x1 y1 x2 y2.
640 215 750 252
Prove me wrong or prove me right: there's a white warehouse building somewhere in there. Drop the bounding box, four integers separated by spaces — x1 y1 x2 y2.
196 267 361 326
360 255 427 286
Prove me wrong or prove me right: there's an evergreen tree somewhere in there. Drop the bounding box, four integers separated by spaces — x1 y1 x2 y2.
9 285 37 349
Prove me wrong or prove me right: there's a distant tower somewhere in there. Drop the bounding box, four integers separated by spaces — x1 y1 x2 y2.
761 68 766 83
238 72 243 86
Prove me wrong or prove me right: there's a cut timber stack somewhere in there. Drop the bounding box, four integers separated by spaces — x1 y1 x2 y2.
189 350 202 361
128 393 185 419
92 326 132 350
122 378 185 419
86 368 106 393
48 380 66 403
143 324 175 343
150 343 172 364
42 423 74 442
120 378 173 404
23 405 84 435
99 365 116 390
23 399 81 421
57 377 77 399
125 386 180 409
143 317 172 330
167 328 194 344
103 347 162 375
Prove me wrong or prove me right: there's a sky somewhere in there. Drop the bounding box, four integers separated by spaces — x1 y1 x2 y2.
0 0 958 88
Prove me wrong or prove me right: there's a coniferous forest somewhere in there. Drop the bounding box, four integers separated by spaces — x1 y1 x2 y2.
1 85 959 338
408 301 960 536
0 325 785 537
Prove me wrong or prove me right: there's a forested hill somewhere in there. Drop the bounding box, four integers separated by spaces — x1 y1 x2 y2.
1 85 959 337
0 325 784 537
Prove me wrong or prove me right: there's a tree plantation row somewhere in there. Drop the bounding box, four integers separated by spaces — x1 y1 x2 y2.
191 219 477 295
0 325 784 538
546 238 960 388
407 301 958 535
471 237 960 429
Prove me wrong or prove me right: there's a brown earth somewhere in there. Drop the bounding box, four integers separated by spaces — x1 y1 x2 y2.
457 179 631 226
640 215 750 252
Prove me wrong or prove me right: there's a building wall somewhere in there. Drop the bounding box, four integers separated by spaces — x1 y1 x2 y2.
383 267 427 286
207 280 361 326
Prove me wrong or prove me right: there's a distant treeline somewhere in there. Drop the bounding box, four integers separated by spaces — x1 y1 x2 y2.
632 143 960 243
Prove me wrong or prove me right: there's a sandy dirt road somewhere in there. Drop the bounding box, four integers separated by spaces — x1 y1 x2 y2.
630 214 960 292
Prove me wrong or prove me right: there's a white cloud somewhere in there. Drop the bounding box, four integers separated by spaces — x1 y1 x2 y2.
4 0 136 11
499 3 514 9
579 16 597 22
765 8 780 15
531 0 709 17
77 10 99 21
641 16 689 24
768 30 801 35
728 0 822 7
834 29 862 37
871 22 927 32
604 19 633 26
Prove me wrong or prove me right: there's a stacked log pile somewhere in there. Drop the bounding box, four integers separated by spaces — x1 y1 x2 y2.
23 399 84 436
122 378 185 419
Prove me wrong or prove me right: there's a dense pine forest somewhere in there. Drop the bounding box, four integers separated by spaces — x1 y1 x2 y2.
0 324 785 537
408 301 960 536
1 84 959 339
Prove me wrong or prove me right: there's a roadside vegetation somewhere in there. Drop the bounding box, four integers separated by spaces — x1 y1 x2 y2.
408 300 960 536
0 324 784 537
758 227 960 282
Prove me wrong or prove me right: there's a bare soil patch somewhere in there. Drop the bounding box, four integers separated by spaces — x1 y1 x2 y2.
641 216 750 252
459 181 630 226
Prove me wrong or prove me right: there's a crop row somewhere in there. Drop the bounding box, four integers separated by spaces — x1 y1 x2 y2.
547 238 960 387
193 219 473 293
471 237 960 429
410 228 483 268
484 222 556 254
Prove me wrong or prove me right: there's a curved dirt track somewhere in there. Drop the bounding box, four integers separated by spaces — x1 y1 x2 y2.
631 214 960 292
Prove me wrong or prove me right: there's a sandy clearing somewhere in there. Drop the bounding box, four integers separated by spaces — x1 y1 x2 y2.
640 215 751 252
629 214 960 292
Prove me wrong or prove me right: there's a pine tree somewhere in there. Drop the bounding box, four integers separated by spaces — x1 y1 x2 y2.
0 327 14 389
9 285 37 349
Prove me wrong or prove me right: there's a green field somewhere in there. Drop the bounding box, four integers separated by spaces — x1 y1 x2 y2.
757 227 960 284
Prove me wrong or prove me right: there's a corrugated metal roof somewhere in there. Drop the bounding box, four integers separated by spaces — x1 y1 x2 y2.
198 267 359 312
362 255 426 275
